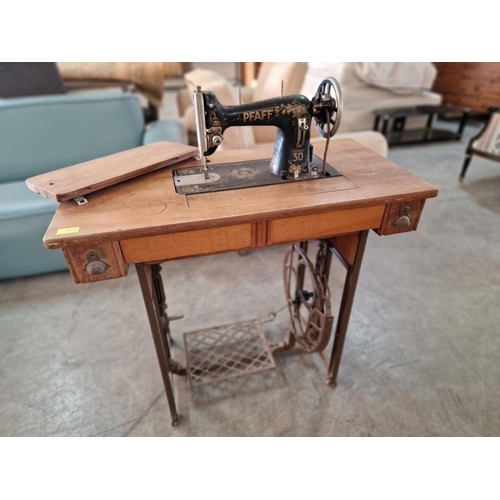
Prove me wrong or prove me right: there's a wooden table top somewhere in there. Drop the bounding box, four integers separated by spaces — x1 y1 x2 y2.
44 139 438 249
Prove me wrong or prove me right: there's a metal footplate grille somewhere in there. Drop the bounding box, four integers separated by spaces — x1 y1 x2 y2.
183 319 276 387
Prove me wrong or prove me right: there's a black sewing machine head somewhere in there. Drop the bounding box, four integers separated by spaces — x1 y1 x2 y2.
173 77 343 194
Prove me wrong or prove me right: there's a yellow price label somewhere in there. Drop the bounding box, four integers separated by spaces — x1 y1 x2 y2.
56 227 80 235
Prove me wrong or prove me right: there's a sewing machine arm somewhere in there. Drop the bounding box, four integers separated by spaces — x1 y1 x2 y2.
195 89 313 177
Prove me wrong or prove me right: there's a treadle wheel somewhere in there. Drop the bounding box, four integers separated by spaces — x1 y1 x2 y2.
313 77 343 138
283 243 334 353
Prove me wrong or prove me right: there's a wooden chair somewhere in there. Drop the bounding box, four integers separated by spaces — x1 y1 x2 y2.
460 105 500 182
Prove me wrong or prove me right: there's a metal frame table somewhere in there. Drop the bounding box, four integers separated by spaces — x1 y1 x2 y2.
373 104 470 146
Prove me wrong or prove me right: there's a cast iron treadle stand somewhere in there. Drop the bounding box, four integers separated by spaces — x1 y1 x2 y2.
136 263 186 426
135 231 369 426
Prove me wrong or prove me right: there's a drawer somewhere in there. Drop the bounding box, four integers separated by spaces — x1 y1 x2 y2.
62 241 128 284
376 199 426 236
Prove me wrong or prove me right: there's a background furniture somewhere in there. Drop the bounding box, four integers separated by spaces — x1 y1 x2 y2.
300 62 442 135
176 62 387 157
57 62 184 123
373 104 470 146
175 62 444 158
0 62 67 97
460 105 500 182
0 92 186 281
432 62 500 115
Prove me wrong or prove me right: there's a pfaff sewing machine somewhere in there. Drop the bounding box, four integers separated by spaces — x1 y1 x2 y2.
173 77 343 194
171 77 346 373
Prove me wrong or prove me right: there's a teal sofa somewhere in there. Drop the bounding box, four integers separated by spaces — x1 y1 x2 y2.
0 92 186 280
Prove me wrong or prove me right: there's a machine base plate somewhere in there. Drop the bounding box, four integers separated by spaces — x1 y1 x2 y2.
173 155 341 194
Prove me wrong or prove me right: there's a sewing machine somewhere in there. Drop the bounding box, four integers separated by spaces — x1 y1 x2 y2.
35 75 438 427
173 77 343 194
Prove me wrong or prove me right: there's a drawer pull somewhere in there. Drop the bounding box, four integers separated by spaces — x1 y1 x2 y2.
83 251 110 275
392 206 412 228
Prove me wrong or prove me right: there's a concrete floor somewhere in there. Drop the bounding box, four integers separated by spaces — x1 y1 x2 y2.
1 113 499 436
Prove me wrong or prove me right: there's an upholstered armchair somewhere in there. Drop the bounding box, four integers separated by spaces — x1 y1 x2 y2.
57 62 184 123
459 106 500 182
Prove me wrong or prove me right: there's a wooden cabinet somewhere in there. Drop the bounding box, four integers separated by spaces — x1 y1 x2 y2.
432 62 500 114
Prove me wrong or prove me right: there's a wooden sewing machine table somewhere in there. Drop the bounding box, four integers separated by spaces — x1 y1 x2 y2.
42 139 438 426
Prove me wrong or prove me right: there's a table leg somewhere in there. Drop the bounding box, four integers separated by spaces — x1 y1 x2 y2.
136 263 180 426
326 230 369 386
381 115 389 137
423 112 435 141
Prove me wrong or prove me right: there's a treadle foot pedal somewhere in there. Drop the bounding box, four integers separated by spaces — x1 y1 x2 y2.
183 319 276 387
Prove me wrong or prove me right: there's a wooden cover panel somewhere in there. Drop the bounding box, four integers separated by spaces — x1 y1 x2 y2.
26 141 198 202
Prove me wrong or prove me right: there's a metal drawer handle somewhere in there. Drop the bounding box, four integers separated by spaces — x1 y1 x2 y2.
392 206 412 228
83 251 110 275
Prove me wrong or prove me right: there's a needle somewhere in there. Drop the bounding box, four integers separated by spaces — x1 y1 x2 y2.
202 156 209 180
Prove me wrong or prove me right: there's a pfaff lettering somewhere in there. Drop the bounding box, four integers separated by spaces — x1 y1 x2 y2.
243 109 274 122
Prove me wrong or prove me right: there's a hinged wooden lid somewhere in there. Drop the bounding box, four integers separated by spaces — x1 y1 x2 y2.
26 141 199 202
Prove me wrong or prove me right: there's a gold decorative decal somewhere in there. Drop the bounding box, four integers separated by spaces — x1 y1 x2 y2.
230 167 259 179
275 101 308 120
209 107 222 127
179 184 218 194
176 167 198 176
289 164 304 174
